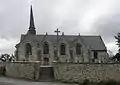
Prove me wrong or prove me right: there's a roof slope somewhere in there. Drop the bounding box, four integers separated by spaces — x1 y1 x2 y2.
81 36 106 51
21 34 107 51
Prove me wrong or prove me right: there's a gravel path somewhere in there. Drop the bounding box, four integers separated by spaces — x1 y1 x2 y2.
0 76 73 85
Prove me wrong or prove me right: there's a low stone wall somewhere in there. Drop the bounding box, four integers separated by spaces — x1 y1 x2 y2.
6 61 40 80
0 62 6 75
53 62 120 82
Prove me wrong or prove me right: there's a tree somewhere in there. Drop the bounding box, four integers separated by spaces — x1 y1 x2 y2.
115 33 120 53
113 53 120 61
0 53 14 62
114 33 120 61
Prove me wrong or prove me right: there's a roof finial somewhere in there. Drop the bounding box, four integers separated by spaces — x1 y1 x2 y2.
46 32 48 35
28 0 33 5
78 33 80 36
62 32 64 36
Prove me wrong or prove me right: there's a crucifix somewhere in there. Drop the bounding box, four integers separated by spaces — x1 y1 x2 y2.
54 28 60 60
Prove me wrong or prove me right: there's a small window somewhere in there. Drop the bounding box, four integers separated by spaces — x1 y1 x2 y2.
26 43 32 55
94 51 98 59
60 43 66 55
43 42 49 54
76 43 81 55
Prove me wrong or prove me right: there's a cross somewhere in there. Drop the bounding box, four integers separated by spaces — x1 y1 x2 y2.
54 28 60 60
54 28 60 36
54 28 60 43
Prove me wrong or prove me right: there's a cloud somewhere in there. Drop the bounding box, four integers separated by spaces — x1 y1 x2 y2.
106 42 118 55
0 0 120 54
0 37 18 54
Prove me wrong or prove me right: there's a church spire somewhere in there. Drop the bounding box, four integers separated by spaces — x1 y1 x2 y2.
27 5 36 35
29 5 35 29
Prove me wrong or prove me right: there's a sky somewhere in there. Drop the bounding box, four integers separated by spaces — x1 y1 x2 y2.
0 0 120 55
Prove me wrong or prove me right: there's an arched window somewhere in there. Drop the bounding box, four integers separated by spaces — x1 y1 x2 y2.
60 43 66 55
43 42 49 54
76 43 81 55
94 51 98 59
26 43 32 55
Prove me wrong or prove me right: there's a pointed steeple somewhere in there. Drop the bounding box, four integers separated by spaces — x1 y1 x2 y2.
29 5 35 29
27 5 36 35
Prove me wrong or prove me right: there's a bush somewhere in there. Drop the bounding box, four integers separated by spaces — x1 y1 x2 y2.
82 79 90 85
79 79 120 85
98 80 120 85
106 80 119 85
98 81 106 85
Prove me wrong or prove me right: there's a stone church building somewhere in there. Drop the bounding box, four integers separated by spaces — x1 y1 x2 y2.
15 6 109 66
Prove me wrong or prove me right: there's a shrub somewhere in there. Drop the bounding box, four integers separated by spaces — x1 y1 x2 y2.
98 80 120 85
82 79 90 85
105 80 119 85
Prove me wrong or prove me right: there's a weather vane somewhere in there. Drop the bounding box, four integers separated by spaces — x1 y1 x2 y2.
28 0 33 5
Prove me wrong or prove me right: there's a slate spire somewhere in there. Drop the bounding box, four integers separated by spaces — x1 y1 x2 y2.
29 5 35 29
27 5 36 35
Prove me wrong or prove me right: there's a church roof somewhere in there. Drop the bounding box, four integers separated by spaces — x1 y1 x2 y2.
20 34 107 51
20 6 106 51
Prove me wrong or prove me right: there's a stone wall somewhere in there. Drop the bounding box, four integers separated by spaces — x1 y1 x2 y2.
53 62 120 82
0 62 6 75
18 35 39 61
6 61 40 80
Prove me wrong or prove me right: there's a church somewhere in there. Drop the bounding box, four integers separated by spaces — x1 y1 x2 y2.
15 6 109 66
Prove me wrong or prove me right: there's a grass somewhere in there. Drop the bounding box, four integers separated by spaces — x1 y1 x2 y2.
78 79 120 85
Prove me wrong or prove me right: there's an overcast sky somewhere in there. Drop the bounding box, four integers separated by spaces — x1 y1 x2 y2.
0 0 120 55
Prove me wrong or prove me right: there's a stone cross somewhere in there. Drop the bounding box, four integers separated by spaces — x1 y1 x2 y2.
54 28 60 60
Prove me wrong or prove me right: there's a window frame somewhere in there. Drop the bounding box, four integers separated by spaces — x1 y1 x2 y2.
26 43 32 55
94 51 98 59
76 43 82 55
60 43 66 55
43 42 49 54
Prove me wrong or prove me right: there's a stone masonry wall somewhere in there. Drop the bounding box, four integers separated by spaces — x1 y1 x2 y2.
0 62 6 75
53 62 120 82
6 61 40 80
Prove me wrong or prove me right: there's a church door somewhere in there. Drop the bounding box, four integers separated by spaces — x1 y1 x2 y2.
43 58 49 65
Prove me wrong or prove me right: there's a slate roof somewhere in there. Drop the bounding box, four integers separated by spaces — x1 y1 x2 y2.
20 34 107 51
